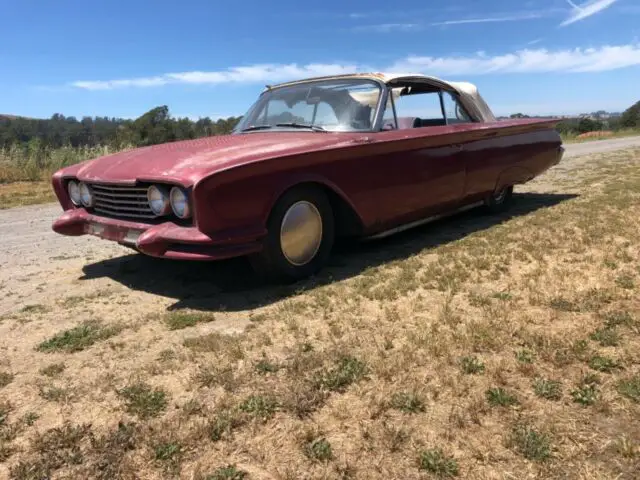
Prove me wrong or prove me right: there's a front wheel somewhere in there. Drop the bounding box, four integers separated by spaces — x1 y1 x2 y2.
484 185 514 213
249 186 334 282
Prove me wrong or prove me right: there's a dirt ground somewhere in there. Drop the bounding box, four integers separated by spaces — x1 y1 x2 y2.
1 137 639 479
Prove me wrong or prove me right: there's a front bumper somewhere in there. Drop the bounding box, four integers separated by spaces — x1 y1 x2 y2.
52 209 262 261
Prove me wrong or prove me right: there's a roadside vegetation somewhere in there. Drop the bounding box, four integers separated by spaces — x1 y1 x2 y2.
560 127 640 144
0 145 118 208
0 148 638 478
0 107 241 208
510 100 640 143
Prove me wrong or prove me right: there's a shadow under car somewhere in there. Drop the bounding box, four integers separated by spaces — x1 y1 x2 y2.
80 192 577 312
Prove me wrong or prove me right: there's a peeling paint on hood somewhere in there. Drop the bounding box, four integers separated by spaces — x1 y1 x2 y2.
71 132 361 186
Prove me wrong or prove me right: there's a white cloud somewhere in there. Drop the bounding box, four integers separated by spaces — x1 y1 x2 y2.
351 23 419 33
432 13 543 26
71 63 360 90
71 76 168 90
561 0 618 26
389 44 640 75
351 12 545 32
70 43 640 91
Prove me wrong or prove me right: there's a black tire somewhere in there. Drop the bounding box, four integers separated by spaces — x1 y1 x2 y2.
484 185 514 213
249 186 335 282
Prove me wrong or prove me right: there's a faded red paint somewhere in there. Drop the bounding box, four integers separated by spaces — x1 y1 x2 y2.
52 118 563 261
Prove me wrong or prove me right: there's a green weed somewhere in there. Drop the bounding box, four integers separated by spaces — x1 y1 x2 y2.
118 383 168 419
37 322 120 353
418 449 459 477
485 388 519 407
460 356 485 374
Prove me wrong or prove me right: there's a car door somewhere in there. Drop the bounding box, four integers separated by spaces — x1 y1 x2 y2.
439 91 496 202
365 87 466 230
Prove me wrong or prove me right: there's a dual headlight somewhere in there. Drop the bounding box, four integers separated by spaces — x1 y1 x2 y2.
67 180 94 208
147 185 191 219
67 180 191 219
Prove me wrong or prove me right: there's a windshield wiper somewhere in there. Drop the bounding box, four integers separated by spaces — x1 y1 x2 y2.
240 124 274 132
275 123 327 132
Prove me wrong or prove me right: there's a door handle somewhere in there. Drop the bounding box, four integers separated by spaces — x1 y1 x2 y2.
453 144 464 151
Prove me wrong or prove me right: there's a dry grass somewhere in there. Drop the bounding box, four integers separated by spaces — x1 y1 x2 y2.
0 144 119 183
561 129 640 144
0 144 126 208
0 181 56 209
1 148 640 479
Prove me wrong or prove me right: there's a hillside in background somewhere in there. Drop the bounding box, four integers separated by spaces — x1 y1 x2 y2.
620 100 640 129
503 103 638 136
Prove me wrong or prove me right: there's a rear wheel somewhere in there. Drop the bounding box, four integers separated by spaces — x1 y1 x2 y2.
249 186 334 282
484 185 514 213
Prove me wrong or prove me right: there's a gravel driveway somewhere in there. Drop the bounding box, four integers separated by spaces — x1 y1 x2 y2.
2 136 640 316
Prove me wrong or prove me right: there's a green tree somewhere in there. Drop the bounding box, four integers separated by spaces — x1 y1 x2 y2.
576 118 603 134
620 100 640 129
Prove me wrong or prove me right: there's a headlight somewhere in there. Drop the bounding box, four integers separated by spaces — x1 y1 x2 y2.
147 185 171 216
170 187 191 219
78 182 94 207
67 180 81 206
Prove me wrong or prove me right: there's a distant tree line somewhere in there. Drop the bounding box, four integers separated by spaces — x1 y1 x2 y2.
509 100 640 136
0 106 242 150
556 117 612 136
3 99 639 151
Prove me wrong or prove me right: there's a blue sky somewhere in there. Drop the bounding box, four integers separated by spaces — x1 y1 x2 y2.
2 0 639 119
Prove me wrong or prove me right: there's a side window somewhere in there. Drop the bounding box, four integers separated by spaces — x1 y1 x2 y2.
381 94 396 130
393 90 445 128
442 92 473 124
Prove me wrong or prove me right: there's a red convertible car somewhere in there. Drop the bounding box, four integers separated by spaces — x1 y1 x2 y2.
52 73 564 281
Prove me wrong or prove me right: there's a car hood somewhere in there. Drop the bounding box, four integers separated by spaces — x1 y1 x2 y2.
69 132 361 186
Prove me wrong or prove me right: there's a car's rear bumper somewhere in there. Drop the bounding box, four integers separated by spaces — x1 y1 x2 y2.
52 209 262 261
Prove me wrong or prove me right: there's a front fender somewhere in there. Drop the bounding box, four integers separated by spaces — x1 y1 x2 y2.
191 157 367 237
263 173 363 226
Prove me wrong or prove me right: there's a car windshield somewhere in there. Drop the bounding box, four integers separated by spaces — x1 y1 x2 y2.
234 79 382 133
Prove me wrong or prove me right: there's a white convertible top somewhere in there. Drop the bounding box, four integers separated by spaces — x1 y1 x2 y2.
268 72 497 123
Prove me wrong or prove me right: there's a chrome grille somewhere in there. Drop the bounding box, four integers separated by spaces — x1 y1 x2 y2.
90 184 155 220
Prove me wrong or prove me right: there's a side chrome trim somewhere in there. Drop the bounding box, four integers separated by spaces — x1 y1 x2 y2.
364 201 484 241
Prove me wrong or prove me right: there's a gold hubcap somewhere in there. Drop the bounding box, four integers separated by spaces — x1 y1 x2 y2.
280 201 323 266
